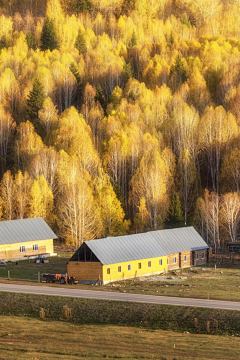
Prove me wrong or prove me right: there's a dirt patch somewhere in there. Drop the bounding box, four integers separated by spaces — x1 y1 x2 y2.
138 275 186 282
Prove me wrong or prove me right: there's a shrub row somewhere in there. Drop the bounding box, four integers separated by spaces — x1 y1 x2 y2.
1 291 240 335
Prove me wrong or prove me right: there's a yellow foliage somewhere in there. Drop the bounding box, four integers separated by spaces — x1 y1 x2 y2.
29 175 55 225
198 106 238 145
0 15 13 39
95 171 127 236
130 149 171 230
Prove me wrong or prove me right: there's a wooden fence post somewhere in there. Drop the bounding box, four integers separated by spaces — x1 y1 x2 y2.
38 271 40 283
66 273 68 285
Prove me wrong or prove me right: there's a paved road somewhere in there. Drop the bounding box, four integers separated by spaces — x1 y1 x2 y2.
0 283 239 310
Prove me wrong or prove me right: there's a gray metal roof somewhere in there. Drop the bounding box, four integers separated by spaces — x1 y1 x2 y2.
85 227 208 265
86 232 168 265
150 227 209 254
0 217 57 245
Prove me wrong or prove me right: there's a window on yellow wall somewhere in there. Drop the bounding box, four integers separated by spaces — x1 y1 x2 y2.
33 244 38 251
167 258 169 265
184 255 187 262
118 266 121 272
128 264 131 271
148 261 151 267
174 257 177 264
138 263 141 269
20 246 25 253
107 268 110 274
159 259 162 266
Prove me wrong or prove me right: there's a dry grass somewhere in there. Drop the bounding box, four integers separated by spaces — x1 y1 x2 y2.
108 265 240 302
0 315 239 360
1 259 240 303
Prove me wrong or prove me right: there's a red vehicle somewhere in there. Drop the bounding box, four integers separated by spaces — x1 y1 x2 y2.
42 273 77 284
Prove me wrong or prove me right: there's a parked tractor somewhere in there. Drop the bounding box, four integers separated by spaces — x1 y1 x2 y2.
42 273 77 284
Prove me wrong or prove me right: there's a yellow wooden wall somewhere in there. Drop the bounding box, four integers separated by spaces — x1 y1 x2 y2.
67 261 102 282
102 256 168 283
0 239 53 260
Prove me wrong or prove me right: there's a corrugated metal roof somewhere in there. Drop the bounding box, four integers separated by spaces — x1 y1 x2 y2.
150 227 209 254
85 227 208 265
86 232 168 265
0 217 57 245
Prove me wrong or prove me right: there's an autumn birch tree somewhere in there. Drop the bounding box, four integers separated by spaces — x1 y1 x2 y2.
220 192 240 242
178 149 198 224
130 149 172 230
0 170 14 220
0 106 16 176
198 106 238 193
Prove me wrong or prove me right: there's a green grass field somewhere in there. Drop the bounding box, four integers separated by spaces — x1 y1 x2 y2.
0 254 72 282
0 316 239 359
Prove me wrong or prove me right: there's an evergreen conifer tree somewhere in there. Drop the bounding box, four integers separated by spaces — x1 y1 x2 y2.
26 79 46 124
114 182 126 214
128 30 137 48
26 31 37 50
0 35 8 50
94 84 105 112
75 29 87 54
169 55 188 83
40 17 59 51
123 63 133 80
76 0 92 14
166 193 184 227
70 62 83 107
70 62 81 85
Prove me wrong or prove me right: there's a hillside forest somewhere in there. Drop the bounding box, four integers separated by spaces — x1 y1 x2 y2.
0 0 240 248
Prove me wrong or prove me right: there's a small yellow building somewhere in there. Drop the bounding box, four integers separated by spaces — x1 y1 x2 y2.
67 233 168 284
0 217 57 261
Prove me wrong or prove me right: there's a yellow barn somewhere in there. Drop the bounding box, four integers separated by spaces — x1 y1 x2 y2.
67 227 209 284
67 232 168 284
0 217 57 261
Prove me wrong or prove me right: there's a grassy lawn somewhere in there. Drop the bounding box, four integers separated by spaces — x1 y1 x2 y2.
0 254 72 282
109 265 240 302
0 315 239 359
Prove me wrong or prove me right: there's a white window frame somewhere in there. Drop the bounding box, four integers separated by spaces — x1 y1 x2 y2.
173 257 177 264
202 252 205 259
184 255 187 262
128 264 131 271
20 246 25 253
33 244 38 251
159 259 162 266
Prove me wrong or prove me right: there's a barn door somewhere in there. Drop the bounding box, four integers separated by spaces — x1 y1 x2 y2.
192 251 195 266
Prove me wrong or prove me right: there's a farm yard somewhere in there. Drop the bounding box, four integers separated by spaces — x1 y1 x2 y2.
0 254 240 302
0 253 72 283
